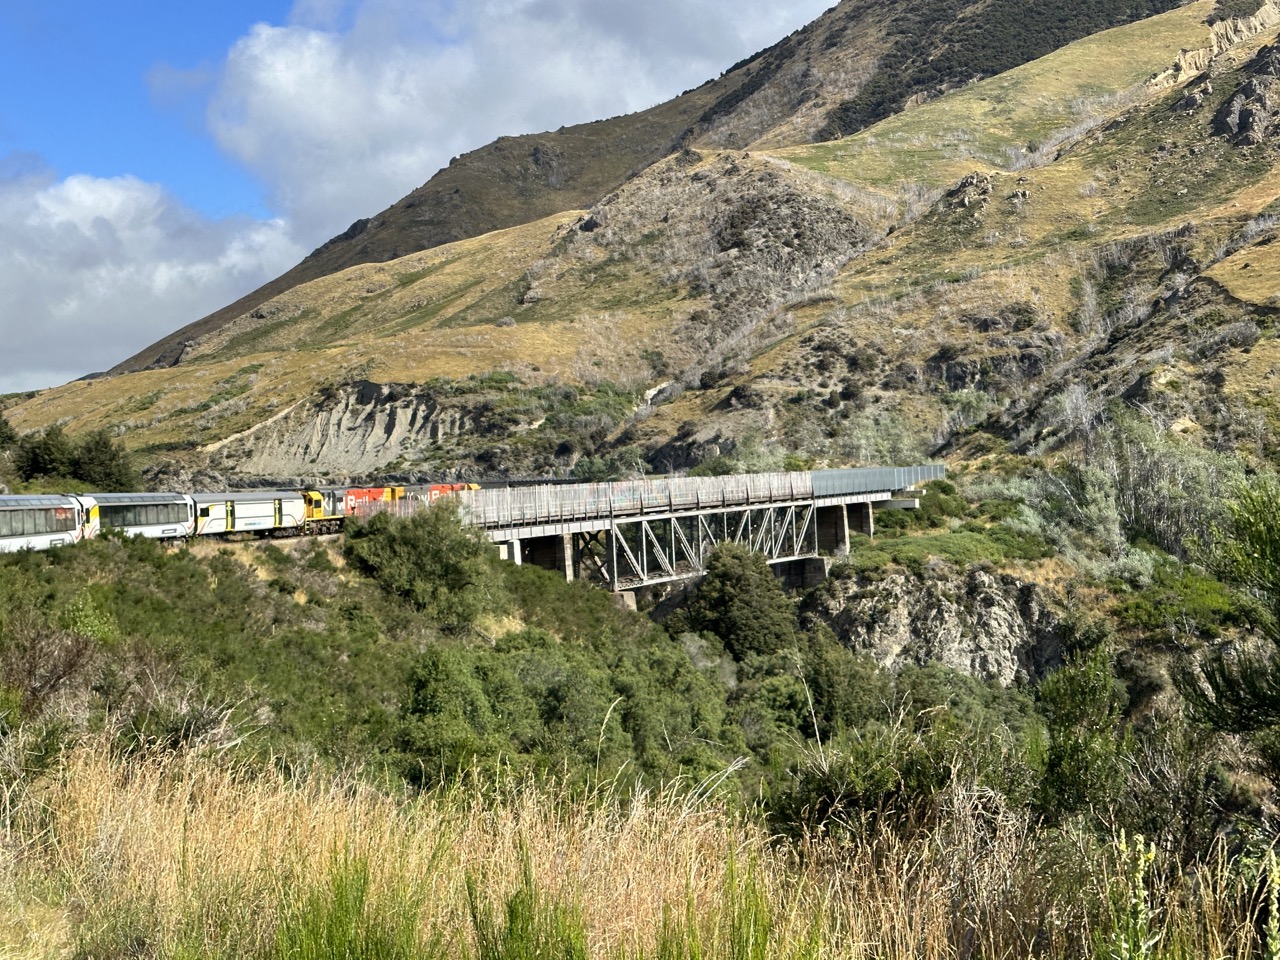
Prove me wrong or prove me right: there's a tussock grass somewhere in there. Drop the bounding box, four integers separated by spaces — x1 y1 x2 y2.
1205 240 1280 305
781 1 1219 190
0 743 1274 959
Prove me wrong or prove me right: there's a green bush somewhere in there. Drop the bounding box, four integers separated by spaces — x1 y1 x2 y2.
675 543 797 661
1035 647 1128 820
344 503 506 631
1115 562 1241 640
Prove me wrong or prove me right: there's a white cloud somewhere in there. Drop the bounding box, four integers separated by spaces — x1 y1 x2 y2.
209 0 833 244
0 164 303 393
1 1 833 394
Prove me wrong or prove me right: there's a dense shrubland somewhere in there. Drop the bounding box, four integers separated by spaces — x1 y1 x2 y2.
0 452 1279 956
0 414 140 492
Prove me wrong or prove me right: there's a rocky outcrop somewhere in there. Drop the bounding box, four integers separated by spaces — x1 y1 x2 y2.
947 172 994 211
565 152 878 386
805 569 1067 684
1149 1 1280 90
1215 44 1280 144
207 381 481 476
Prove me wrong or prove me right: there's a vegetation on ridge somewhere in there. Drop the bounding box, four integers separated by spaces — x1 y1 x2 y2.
0 469 1279 955
6 2 1280 954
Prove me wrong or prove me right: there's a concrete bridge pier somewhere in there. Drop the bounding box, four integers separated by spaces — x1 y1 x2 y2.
849 502 874 538
816 504 850 555
515 533 576 581
775 556 833 589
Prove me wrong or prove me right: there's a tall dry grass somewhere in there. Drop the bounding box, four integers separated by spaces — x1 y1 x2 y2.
0 742 1273 959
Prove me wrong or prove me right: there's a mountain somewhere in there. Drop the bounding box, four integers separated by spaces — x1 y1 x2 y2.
10 0 1280 487
109 0 1192 375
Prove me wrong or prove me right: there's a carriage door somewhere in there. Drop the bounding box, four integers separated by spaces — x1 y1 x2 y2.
225 500 235 532
274 499 283 528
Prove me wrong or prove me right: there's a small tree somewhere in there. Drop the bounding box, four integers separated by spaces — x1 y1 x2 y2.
680 543 796 661
343 502 506 631
1036 645 1128 819
0 413 16 448
73 429 141 491
1179 475 1280 735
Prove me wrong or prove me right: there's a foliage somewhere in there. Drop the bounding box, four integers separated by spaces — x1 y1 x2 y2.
14 425 75 481
272 852 434 960
1179 475 1280 756
1097 831 1160 960
72 429 143 491
771 660 1041 835
0 412 15 448
1036 647 1129 820
344 503 507 631
1088 412 1244 562
466 855 587 960
10 425 140 491
843 527 1054 577
672 543 797 661
396 579 729 786
1113 559 1242 642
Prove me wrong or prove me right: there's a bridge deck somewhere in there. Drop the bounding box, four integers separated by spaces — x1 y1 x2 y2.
456 465 944 538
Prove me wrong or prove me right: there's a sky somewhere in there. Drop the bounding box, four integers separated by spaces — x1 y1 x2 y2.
0 0 835 396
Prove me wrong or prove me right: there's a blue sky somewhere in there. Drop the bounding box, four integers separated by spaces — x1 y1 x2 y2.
0 2 291 218
0 0 832 395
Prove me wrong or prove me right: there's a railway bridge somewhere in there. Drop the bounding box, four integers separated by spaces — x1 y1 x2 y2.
444 466 944 594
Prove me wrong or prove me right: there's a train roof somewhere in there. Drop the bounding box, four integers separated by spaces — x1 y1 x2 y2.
191 491 306 503
0 494 84 509
92 492 192 504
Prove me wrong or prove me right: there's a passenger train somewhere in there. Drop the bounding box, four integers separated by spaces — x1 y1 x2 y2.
0 483 478 554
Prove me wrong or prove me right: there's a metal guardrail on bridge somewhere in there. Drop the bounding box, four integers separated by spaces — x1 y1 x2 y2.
452 465 945 535
354 464 945 591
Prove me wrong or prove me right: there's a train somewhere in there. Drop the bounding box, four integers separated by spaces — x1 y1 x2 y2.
0 483 479 554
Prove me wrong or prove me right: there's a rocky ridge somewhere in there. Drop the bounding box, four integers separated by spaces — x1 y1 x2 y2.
805 569 1067 685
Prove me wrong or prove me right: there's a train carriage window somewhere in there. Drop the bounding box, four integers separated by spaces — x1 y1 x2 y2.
0 508 76 538
100 502 191 529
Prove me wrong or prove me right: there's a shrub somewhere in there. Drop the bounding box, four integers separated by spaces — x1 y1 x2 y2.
678 544 797 661
343 503 506 631
1035 647 1128 820
72 429 141 491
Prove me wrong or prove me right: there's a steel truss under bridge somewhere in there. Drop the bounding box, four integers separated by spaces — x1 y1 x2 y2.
574 500 817 591
355 465 946 592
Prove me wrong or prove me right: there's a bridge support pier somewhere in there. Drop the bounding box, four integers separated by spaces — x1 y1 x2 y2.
775 557 832 589
816 505 850 555
849 502 874 539
519 534 577 581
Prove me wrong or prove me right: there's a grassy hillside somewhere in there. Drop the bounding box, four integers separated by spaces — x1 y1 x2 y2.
10 0 1280 486
106 0 1214 377
0 480 1276 957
